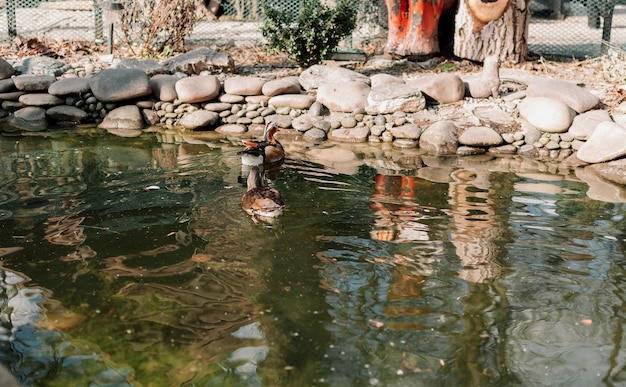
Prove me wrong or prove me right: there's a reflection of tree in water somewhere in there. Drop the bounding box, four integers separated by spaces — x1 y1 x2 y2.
310 168 519 384
447 168 508 283
267 169 453 384
370 174 448 243
446 168 516 384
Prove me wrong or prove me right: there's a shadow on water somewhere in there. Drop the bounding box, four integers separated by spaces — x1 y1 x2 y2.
0 131 625 386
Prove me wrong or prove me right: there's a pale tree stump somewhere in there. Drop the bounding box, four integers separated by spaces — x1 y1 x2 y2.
453 0 531 63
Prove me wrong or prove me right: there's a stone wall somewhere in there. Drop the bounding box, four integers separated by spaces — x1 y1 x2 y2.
1 48 626 181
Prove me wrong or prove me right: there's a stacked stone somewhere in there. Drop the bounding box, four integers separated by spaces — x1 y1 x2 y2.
1 48 626 167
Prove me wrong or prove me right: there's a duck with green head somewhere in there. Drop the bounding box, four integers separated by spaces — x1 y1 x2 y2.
239 122 285 165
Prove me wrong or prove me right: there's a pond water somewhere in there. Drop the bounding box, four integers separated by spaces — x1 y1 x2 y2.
0 128 625 386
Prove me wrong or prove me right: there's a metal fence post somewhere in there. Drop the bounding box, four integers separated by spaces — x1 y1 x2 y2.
94 0 104 42
7 0 17 38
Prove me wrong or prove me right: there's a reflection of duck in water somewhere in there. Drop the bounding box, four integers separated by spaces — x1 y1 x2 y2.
242 166 285 222
239 121 285 165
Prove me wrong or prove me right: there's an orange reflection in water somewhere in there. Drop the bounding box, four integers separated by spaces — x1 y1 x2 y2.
367 174 438 331
370 174 431 243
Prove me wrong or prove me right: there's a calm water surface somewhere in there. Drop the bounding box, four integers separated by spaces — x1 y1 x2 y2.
0 130 625 386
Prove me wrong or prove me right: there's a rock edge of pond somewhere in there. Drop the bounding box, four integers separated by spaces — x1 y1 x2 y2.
1 47 626 192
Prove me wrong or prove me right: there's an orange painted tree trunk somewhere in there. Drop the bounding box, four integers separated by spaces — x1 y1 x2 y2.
384 0 457 60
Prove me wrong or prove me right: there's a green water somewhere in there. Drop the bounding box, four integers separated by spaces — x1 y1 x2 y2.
0 130 625 386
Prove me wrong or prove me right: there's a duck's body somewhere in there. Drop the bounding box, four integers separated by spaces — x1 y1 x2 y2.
239 122 285 165
242 166 285 221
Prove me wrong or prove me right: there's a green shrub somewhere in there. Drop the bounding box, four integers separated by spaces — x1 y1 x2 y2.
260 0 357 68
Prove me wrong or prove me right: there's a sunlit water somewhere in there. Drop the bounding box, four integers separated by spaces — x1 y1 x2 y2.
0 130 625 386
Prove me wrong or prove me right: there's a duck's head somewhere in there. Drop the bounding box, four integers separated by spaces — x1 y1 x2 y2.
263 122 279 141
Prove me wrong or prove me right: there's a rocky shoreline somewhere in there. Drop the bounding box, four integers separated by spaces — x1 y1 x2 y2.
1 47 626 188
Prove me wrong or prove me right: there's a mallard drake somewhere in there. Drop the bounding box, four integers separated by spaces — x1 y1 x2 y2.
242 166 285 221
239 122 285 165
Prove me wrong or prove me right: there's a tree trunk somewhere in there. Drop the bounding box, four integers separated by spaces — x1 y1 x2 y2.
384 0 457 60
453 0 530 63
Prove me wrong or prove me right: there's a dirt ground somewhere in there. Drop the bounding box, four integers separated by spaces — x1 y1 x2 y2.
1 37 625 111
220 43 626 111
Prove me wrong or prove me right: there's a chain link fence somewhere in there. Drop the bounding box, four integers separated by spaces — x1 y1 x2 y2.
0 0 625 58
529 0 626 56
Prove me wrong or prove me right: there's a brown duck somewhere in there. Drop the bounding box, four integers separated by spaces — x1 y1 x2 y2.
242 166 285 221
